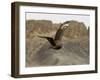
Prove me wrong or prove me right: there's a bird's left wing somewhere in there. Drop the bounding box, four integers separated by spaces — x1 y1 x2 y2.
38 36 56 46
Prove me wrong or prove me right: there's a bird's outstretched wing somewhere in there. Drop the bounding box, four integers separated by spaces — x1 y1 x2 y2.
54 28 65 41
38 36 56 46
54 21 70 41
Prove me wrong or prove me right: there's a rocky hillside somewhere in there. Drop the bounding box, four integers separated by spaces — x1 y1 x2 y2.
26 20 57 37
26 20 89 67
26 20 88 39
64 20 88 39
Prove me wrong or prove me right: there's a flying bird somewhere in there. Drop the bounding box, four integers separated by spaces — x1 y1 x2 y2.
38 21 70 50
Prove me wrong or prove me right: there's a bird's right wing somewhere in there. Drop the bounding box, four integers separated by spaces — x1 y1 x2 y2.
54 27 65 41
54 21 70 41
38 36 56 46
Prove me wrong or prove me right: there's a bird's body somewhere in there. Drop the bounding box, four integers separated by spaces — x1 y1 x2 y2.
38 21 70 50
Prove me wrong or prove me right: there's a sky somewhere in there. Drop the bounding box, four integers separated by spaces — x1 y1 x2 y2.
26 12 90 28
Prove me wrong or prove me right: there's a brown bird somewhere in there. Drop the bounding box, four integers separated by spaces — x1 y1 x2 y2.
38 21 70 50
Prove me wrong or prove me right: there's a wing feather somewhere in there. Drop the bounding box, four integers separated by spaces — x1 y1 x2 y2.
38 36 56 46
54 28 64 41
54 21 70 41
